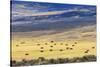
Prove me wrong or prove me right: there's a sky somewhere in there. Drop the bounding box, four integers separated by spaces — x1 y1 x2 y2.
11 0 96 32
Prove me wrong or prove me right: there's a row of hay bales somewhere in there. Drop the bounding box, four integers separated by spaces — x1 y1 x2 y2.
11 55 96 66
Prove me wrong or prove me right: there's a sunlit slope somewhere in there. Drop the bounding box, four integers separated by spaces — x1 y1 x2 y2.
11 25 96 61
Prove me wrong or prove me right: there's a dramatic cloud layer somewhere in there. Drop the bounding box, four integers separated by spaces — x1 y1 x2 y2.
11 1 96 32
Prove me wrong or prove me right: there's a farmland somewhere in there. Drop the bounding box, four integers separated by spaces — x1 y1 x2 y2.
11 26 96 62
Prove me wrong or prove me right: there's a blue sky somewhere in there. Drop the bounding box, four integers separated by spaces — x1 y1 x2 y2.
11 0 96 12
11 0 96 32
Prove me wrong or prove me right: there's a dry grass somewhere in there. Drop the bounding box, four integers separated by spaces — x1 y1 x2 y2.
11 55 96 66
11 25 96 66
11 39 96 61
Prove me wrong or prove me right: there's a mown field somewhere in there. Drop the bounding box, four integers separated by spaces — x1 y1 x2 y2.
11 25 96 66
12 39 96 60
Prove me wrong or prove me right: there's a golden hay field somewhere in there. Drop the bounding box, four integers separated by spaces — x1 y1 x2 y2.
11 26 96 62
